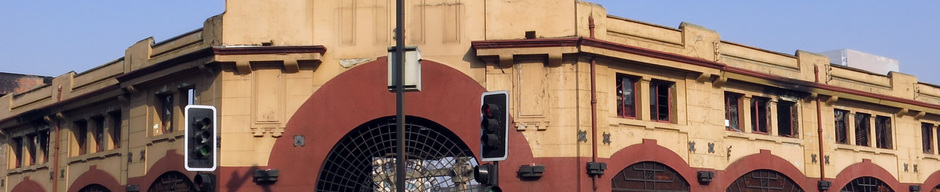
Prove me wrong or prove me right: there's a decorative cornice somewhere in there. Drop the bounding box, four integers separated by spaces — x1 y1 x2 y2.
212 45 327 56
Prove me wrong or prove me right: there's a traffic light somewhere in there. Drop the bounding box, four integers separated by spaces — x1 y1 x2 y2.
474 163 502 192
194 173 215 192
481 91 508 161
185 105 217 171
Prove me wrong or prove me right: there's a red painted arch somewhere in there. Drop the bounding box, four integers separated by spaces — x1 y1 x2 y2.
236 58 536 191
599 139 696 191
718 150 814 191
67 165 121 192
831 159 901 191
11 177 45 192
126 150 195 191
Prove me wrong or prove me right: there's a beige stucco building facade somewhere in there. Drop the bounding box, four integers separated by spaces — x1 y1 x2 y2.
1 0 939 191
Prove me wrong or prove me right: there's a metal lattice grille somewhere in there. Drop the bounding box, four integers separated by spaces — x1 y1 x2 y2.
316 116 479 192
612 161 690 192
840 177 892 192
78 184 110 192
726 170 803 192
148 171 195 192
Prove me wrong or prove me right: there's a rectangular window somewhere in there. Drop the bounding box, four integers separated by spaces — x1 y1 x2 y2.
875 116 892 149
855 113 870 147
26 135 36 166
157 94 174 134
94 116 105 152
616 74 638 118
38 129 49 163
186 88 196 105
75 120 87 155
923 123 933 154
777 101 798 137
110 111 122 149
750 97 771 133
13 137 22 168
724 92 743 131
649 80 673 122
834 109 848 144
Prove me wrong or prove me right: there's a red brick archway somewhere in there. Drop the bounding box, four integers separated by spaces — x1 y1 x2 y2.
832 159 901 192
216 58 536 191
67 165 121 192
719 150 813 191
127 150 195 191
11 177 45 192
601 139 696 191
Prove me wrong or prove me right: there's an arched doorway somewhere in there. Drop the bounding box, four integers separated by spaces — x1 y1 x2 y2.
78 184 110 192
315 116 479 192
840 177 892 192
148 171 195 192
611 161 690 191
726 170 803 192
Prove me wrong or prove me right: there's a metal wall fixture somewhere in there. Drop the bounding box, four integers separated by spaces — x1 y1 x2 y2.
697 171 714 185
818 180 832 191
518 164 545 179
911 185 921 192
586 162 607 176
254 169 279 184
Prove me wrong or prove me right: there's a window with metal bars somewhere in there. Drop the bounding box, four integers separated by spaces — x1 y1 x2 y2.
616 74 638 118
650 80 673 122
751 97 771 134
855 113 871 147
612 161 690 191
875 116 892 149
923 123 933 154
726 170 804 192
834 109 848 144
777 101 798 138
841 177 893 192
725 92 743 131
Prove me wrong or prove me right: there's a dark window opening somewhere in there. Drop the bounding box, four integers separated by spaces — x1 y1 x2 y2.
13 137 23 168
26 135 36 166
841 177 893 192
616 74 638 118
726 169 804 192
923 123 933 154
94 116 105 152
875 116 892 149
157 94 174 134
38 129 49 163
725 92 743 131
855 113 871 147
750 97 771 133
612 161 690 191
834 110 848 144
75 120 88 155
650 80 673 122
110 111 122 149
777 101 798 137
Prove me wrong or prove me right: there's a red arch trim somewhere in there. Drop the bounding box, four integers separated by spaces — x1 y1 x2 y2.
832 159 902 191
67 165 122 192
600 139 696 192
126 150 195 191
11 177 46 192
922 169 940 190
719 149 813 191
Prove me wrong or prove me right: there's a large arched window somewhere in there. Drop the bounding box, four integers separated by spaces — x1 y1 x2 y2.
78 184 110 192
612 161 690 191
726 170 803 192
841 177 892 192
148 171 195 192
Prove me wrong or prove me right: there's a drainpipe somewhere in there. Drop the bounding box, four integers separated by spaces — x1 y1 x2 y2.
52 85 63 192
588 15 599 191
814 65 827 185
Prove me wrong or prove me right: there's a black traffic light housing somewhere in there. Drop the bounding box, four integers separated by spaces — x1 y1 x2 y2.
474 163 502 192
481 91 509 162
185 105 217 171
194 173 215 192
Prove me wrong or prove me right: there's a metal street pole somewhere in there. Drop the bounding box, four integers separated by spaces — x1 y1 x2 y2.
394 0 406 191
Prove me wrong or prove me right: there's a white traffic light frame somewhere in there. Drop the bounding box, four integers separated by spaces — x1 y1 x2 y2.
481 91 509 162
185 105 217 172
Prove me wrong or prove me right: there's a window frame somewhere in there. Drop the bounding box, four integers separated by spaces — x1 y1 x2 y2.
649 80 674 123
93 116 105 153
12 137 23 168
110 111 122 149
750 97 771 134
74 120 88 156
923 123 934 154
834 109 849 144
724 92 743 131
155 93 175 135
616 74 639 119
874 116 892 149
776 100 798 138
855 113 871 147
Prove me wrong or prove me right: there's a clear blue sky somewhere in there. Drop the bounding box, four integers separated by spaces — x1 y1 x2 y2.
3 1 939 84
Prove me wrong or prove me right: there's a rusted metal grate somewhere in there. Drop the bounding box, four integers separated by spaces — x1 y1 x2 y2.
840 177 892 192
316 116 478 192
612 161 689 192
148 171 194 192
